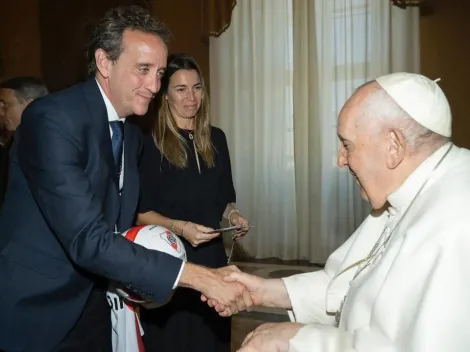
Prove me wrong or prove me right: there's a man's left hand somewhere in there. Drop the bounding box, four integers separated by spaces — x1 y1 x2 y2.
238 322 303 352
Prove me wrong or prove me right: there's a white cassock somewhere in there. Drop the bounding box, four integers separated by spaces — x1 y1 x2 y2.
283 143 470 352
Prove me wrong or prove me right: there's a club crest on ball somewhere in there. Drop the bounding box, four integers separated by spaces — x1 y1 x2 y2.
160 231 181 252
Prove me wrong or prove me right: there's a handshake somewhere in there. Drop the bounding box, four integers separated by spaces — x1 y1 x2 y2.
179 263 291 317
179 263 267 316
180 264 301 352
200 265 262 317
178 263 300 351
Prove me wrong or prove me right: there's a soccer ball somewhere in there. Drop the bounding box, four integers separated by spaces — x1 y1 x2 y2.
114 225 186 308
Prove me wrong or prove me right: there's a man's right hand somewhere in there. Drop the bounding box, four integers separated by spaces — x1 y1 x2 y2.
178 263 254 316
223 272 266 306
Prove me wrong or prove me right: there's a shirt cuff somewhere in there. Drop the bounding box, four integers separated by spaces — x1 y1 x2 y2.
172 261 185 289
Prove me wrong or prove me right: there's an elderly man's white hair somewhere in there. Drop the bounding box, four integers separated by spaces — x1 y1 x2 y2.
356 80 450 153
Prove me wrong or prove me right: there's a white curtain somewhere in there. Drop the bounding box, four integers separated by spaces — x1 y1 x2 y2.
210 0 420 263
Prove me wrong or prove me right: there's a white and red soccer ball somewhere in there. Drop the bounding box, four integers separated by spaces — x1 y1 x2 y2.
115 225 187 307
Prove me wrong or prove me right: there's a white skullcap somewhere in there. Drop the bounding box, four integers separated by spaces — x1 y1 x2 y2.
375 72 452 137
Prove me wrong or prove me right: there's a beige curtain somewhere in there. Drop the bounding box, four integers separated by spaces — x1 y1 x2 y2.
210 0 420 263
210 0 298 260
292 0 420 262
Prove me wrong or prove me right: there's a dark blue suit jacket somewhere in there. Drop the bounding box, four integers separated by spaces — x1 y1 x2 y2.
0 79 182 351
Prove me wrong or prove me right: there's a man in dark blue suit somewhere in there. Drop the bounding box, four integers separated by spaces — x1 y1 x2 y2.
0 76 49 210
0 6 251 352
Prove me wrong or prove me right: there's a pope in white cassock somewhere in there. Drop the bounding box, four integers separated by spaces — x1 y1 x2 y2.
207 72 470 351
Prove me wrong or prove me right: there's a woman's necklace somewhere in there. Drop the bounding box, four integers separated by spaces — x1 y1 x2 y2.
181 129 201 174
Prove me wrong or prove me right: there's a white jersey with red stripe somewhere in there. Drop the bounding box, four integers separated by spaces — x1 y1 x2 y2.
107 286 144 352
107 225 186 352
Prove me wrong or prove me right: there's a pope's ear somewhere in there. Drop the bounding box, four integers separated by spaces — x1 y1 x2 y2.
386 129 406 169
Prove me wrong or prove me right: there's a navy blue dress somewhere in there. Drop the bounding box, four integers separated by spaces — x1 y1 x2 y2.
138 126 236 352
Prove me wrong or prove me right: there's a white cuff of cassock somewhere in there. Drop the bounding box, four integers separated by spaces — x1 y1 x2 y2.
172 261 185 289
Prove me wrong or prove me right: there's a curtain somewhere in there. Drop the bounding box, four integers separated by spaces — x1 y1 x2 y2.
210 0 298 260
292 0 420 263
210 0 419 263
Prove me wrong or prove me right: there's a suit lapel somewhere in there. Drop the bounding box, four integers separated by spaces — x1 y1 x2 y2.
83 79 119 189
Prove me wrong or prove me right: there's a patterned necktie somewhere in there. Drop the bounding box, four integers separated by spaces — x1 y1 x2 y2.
109 120 124 178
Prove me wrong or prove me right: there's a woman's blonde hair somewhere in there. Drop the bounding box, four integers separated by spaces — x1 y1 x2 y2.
152 54 214 168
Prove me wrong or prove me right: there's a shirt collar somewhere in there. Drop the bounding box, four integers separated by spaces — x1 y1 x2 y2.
96 79 125 123
387 142 452 212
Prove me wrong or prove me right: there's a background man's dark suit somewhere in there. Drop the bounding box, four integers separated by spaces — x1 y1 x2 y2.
0 79 182 351
0 141 10 208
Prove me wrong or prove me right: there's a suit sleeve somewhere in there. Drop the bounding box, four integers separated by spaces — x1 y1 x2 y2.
18 102 182 303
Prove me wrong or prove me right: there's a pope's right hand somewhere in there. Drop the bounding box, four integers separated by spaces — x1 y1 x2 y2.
202 271 265 316
197 266 254 316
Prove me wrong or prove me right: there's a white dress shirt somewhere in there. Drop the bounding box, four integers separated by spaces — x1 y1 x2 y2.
96 81 125 191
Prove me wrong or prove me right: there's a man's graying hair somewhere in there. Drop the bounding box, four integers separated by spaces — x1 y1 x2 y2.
86 5 171 76
0 76 48 102
356 80 450 153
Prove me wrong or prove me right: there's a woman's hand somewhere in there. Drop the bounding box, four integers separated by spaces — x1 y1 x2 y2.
230 213 250 240
181 222 220 247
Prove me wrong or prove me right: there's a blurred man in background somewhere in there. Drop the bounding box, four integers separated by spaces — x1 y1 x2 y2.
0 76 48 208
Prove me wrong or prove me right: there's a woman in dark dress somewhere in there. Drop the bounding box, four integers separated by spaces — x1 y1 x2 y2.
137 54 250 352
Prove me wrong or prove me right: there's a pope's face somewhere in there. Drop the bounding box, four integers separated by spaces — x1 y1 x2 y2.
337 90 390 209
